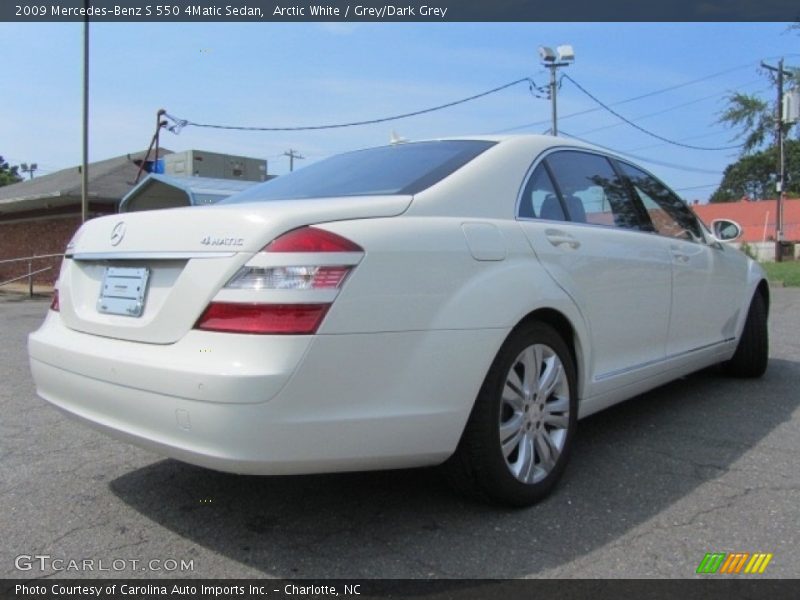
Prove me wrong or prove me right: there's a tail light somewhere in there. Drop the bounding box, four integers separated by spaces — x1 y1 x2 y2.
50 290 60 312
195 303 329 335
265 227 362 253
225 265 350 290
194 227 362 335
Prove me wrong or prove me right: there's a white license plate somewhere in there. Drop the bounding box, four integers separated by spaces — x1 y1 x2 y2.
97 267 150 317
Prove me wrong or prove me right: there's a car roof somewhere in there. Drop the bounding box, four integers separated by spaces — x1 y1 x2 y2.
404 134 623 161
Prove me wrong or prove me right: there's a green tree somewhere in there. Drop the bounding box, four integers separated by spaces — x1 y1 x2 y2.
711 139 800 202
0 156 22 187
718 92 776 154
718 47 798 155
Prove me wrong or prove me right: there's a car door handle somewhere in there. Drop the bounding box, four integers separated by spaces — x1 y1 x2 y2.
545 229 580 250
670 244 690 264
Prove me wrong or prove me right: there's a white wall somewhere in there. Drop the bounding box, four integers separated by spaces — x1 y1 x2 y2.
735 241 800 262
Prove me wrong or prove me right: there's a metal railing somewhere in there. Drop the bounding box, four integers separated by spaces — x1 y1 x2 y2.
0 253 63 297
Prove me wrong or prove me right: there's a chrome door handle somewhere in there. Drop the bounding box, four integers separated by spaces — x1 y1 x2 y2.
545 229 580 250
670 244 690 263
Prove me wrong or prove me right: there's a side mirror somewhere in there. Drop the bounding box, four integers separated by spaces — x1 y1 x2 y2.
710 218 743 242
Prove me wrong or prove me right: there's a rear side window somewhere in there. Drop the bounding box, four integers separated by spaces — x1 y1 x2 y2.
617 161 704 241
519 164 566 221
545 151 647 231
222 140 496 203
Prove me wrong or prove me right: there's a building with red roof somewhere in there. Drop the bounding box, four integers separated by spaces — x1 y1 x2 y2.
690 198 800 261
692 198 800 243
691 198 800 260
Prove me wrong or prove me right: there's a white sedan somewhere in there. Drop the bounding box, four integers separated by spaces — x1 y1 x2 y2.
28 135 768 506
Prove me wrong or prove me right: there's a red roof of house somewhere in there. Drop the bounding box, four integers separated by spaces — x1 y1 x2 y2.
692 198 800 243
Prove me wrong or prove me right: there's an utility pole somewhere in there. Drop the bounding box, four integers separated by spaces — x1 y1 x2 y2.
539 45 575 137
761 58 792 262
81 6 89 224
284 149 304 172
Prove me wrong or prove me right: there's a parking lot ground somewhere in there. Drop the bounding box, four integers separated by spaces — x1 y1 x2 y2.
1 289 799 579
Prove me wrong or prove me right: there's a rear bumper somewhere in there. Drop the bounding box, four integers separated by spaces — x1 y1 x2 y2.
29 313 507 474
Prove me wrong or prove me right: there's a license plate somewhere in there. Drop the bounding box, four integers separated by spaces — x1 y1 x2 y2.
97 267 150 317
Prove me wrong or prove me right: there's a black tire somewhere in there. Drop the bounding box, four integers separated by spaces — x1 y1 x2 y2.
722 292 768 378
443 321 578 507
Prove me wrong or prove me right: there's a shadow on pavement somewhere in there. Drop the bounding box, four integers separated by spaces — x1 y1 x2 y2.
110 358 800 578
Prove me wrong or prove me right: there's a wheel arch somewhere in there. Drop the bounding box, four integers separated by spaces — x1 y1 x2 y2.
510 307 587 402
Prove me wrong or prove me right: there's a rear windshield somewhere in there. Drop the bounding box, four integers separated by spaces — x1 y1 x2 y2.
221 140 495 203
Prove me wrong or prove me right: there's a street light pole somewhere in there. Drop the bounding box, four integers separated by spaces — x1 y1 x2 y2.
539 45 575 137
20 163 38 180
549 65 558 136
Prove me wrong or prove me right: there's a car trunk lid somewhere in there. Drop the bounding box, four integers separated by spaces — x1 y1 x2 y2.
58 195 410 344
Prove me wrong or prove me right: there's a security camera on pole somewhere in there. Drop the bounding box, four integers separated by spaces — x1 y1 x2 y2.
539 44 575 137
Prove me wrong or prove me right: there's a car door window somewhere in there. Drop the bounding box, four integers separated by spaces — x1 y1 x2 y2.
545 151 646 230
617 161 704 242
518 163 567 221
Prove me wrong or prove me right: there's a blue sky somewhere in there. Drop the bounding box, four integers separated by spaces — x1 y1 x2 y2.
1 21 798 200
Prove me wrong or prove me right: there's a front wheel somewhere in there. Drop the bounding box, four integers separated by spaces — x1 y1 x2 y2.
444 322 578 507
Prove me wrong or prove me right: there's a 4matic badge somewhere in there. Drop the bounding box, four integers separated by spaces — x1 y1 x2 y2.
200 236 244 247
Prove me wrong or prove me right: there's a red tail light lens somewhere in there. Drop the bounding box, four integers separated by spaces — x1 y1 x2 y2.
50 290 60 312
195 302 330 335
266 227 363 253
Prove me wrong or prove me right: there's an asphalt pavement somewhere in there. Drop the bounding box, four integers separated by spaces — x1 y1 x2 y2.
1 289 798 579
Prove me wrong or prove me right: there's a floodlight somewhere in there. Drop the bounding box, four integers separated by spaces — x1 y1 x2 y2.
557 44 575 62
538 42 575 137
538 46 556 62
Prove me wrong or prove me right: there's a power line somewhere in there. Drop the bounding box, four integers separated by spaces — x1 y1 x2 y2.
572 80 765 138
164 78 537 133
623 128 754 153
562 74 743 151
491 54 800 135
491 62 758 134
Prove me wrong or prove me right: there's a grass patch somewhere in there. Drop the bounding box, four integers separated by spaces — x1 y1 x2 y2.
761 260 800 287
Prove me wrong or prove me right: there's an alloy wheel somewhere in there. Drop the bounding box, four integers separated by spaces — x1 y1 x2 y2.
499 343 570 484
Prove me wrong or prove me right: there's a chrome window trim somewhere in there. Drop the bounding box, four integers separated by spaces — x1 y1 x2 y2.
515 146 652 233
514 145 576 221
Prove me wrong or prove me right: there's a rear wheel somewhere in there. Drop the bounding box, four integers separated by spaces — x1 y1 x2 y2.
444 322 577 507
722 292 768 378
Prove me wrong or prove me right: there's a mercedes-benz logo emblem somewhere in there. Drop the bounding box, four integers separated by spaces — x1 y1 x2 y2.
110 222 126 246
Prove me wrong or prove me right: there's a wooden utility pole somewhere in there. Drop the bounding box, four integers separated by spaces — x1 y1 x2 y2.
284 149 304 172
761 58 792 262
